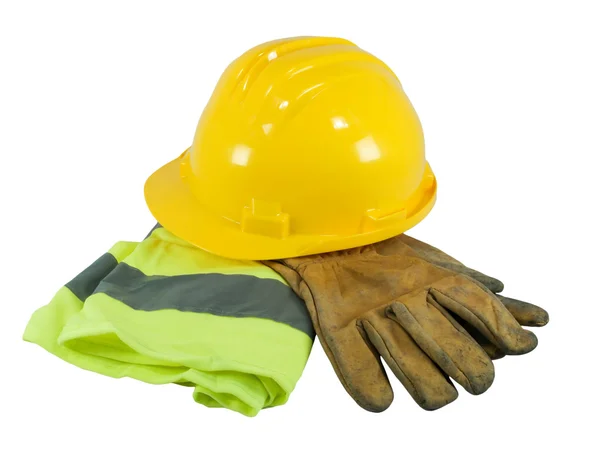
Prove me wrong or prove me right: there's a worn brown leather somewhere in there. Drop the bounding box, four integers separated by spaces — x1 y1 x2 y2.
391 235 549 359
263 235 548 412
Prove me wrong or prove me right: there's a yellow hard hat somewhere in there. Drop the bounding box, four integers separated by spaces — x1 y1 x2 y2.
144 37 436 260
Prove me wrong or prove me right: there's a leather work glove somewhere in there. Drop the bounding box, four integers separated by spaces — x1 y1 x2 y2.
387 235 549 360
263 235 549 412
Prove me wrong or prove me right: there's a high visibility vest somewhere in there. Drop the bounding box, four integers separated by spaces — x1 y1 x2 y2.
24 225 314 416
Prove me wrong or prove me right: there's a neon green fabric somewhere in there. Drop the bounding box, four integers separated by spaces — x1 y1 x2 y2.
23 226 314 416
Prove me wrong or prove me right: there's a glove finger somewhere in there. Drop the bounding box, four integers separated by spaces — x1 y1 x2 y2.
431 275 538 355
449 313 506 360
360 311 458 411
421 260 505 294
325 325 394 413
476 340 506 360
496 295 550 327
457 266 505 294
396 235 505 293
447 294 549 358
387 292 495 396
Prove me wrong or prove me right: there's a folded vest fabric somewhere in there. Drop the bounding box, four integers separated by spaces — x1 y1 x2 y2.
23 225 314 416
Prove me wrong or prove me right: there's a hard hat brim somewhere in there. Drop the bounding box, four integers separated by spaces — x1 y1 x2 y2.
144 155 437 260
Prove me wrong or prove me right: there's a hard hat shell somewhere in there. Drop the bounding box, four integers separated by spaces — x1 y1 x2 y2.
145 37 436 260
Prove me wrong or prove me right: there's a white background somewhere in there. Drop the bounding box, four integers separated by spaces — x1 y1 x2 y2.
1 1 598 448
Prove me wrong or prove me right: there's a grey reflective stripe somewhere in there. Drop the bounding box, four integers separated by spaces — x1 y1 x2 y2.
93 263 315 337
65 253 119 301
